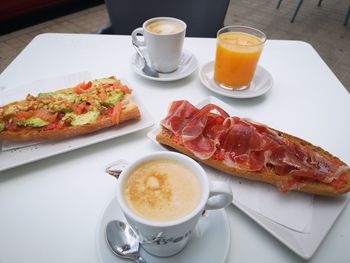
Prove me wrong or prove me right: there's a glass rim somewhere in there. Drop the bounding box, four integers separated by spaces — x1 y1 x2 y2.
217 25 267 46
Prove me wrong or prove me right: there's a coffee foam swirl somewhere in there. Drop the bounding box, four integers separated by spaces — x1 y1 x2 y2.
146 19 183 35
123 159 201 222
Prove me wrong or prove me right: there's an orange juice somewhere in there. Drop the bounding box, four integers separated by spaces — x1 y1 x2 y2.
214 30 265 89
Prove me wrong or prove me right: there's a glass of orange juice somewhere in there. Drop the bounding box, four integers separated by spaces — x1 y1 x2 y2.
214 26 266 90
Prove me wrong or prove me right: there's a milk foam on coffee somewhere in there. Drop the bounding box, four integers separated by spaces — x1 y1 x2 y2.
146 19 183 34
123 159 201 222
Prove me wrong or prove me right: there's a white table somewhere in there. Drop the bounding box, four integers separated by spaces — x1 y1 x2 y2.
0 33 349 263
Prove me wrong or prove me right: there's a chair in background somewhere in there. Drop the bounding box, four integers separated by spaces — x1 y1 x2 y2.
277 0 349 26
97 0 230 37
345 4 350 26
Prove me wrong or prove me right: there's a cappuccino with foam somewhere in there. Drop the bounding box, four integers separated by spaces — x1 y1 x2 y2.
146 19 184 35
131 17 186 72
123 159 201 222
116 152 233 257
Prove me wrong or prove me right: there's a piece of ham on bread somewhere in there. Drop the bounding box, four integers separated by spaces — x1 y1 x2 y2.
0 76 141 141
156 100 350 196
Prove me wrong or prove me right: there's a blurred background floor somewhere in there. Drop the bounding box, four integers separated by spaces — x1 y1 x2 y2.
1 0 349 92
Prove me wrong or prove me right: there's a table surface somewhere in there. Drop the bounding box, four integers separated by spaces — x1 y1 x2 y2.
0 33 349 263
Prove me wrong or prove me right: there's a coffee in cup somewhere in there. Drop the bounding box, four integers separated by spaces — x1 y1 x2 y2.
116 152 233 257
145 19 184 35
131 17 186 73
123 158 201 222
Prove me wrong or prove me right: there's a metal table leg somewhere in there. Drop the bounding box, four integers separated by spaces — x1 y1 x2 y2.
276 0 283 9
291 0 304 23
345 5 350 26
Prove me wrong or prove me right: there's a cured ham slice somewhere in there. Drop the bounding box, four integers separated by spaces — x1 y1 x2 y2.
161 100 197 136
162 102 229 159
181 104 229 140
159 100 350 193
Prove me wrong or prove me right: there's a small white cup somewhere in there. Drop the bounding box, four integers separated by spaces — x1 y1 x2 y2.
116 151 233 257
131 17 186 73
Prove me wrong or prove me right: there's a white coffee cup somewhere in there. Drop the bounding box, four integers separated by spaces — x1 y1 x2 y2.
131 17 186 73
116 151 233 257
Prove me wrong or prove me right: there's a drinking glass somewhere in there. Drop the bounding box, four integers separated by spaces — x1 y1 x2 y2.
214 26 266 90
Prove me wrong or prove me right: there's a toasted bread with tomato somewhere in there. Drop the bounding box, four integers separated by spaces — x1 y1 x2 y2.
156 100 350 196
0 76 141 141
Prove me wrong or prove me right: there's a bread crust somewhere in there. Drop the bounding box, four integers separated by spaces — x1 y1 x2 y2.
156 127 350 196
0 99 140 142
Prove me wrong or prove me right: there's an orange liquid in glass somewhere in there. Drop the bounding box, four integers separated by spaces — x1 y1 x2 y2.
214 32 263 88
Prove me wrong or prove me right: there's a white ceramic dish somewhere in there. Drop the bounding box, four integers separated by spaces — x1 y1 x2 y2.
0 94 154 172
95 197 230 263
146 96 350 259
131 49 198 81
199 61 273 98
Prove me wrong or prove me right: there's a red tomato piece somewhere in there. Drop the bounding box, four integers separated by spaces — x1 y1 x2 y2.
111 103 122 125
73 103 88 115
33 109 57 123
15 111 33 119
6 123 20 131
113 83 132 94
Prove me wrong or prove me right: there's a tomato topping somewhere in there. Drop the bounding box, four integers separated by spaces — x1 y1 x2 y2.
330 173 347 190
15 111 33 119
85 81 92 89
111 103 122 125
100 106 113 117
33 109 57 123
113 83 132 94
75 86 85 94
73 103 89 115
99 89 107 103
6 123 20 131
74 81 91 94
44 122 63 131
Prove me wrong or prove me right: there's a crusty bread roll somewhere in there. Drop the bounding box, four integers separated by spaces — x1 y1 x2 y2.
0 77 141 142
156 128 350 196
156 101 350 196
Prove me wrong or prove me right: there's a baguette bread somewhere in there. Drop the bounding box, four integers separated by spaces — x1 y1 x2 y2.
156 101 350 196
0 77 141 142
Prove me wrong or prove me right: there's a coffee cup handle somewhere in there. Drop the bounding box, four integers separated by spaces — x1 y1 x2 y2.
131 27 146 47
205 181 233 210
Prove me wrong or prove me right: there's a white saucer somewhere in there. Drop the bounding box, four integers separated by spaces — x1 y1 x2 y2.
199 61 273 98
131 49 198 81
95 197 230 263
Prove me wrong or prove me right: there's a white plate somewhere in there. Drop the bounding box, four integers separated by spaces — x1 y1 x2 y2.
0 94 154 172
131 49 198 81
95 197 230 263
146 96 350 259
199 61 273 98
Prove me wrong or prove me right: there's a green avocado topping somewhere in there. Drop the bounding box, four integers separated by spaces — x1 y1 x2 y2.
4 105 17 116
104 92 123 106
38 91 79 103
17 117 49 127
64 110 100 126
92 78 117 85
0 122 5 132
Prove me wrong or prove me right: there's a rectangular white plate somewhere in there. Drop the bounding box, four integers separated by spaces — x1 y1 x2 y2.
0 94 154 172
147 96 350 259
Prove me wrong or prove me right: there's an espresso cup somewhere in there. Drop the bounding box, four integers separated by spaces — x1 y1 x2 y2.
116 151 233 257
131 17 186 73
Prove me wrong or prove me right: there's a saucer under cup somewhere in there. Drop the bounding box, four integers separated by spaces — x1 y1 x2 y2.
131 49 198 81
199 61 273 98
